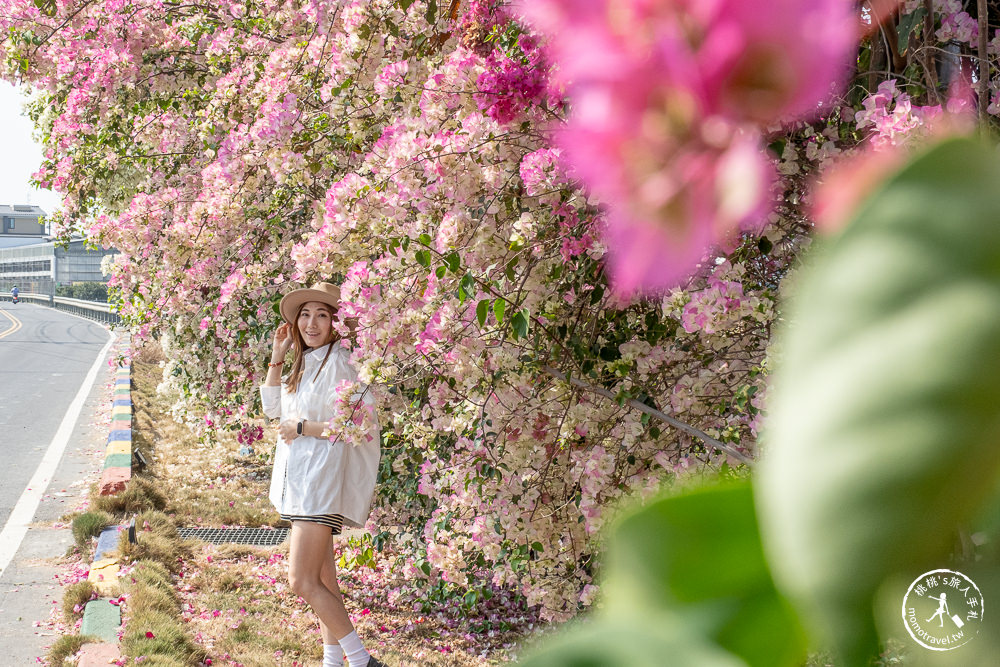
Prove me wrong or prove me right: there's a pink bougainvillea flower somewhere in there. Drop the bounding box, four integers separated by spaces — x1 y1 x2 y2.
518 0 856 292
691 0 857 122
522 0 856 122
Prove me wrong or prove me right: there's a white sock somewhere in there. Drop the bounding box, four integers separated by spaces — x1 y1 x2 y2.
323 643 344 667
337 630 370 667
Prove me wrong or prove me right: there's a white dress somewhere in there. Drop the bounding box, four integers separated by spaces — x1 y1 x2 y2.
260 343 380 528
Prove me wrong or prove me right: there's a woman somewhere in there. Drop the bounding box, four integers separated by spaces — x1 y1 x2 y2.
261 282 384 667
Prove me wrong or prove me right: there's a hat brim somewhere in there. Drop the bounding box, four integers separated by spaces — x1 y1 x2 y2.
279 285 341 325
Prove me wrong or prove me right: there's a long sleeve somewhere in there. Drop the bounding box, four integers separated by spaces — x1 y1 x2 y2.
260 384 282 419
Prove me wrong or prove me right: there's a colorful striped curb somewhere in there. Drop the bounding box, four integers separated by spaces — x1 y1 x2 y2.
78 360 132 665
99 366 133 496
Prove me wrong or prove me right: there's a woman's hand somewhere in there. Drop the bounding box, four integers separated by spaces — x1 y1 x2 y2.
278 420 299 444
272 322 294 361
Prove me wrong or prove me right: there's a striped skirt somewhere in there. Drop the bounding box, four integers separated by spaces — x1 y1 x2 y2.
280 513 345 535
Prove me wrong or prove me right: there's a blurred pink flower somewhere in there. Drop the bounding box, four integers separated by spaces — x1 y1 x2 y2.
517 0 856 292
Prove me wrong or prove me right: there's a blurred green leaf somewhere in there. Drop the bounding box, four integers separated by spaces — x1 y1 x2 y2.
757 137 1000 663
520 618 744 667
521 483 806 667
897 7 926 55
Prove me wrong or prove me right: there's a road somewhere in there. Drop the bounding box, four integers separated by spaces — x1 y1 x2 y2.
0 301 110 527
0 301 117 663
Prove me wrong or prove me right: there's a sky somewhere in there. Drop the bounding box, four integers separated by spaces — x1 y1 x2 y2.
0 80 61 215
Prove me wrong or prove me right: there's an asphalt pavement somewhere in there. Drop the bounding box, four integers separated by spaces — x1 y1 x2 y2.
0 301 118 663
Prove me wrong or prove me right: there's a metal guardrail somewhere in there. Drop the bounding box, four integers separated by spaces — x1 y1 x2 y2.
0 292 120 325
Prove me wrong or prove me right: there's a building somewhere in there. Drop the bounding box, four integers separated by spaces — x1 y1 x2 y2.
0 204 118 294
0 204 46 238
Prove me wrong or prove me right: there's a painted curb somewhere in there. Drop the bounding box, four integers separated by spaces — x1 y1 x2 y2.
94 526 121 562
103 453 132 469
87 559 121 594
78 642 122 666
80 599 122 643
106 442 130 456
79 358 131 655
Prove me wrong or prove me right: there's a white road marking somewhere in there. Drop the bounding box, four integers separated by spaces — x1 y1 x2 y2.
0 331 116 578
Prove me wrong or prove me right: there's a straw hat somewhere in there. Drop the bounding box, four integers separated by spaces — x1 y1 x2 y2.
279 282 341 325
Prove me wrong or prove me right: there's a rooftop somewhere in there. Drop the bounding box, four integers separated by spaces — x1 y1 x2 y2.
0 204 46 216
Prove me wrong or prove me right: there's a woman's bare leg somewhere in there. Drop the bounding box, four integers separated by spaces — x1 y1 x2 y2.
288 521 355 639
319 536 345 645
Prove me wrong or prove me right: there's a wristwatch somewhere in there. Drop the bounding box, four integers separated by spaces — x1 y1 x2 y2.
296 419 305 435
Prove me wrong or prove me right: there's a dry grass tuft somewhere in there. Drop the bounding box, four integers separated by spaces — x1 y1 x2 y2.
61 581 98 622
45 634 101 667
121 560 180 618
70 511 113 551
132 339 167 364
128 656 189 667
121 558 208 664
90 474 167 515
118 510 194 574
121 609 207 664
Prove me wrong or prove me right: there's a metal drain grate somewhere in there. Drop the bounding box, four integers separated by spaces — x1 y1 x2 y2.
178 527 289 546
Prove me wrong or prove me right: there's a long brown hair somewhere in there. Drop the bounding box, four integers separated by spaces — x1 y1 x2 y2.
284 302 340 393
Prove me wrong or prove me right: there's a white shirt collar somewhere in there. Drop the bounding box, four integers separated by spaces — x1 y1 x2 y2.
305 343 333 362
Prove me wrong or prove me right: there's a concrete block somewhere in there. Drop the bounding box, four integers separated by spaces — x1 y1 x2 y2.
94 527 121 561
87 559 121 594
106 442 130 456
77 642 121 666
80 600 121 643
112 398 132 406
107 429 131 442
103 453 131 469
99 467 130 495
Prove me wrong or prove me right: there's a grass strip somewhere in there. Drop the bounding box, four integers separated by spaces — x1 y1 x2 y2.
46 634 102 667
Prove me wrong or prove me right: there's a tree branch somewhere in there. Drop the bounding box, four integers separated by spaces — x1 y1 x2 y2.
540 366 755 465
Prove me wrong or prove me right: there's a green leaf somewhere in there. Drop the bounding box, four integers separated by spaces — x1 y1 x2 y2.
757 237 772 255
425 0 437 24
493 298 505 324
757 137 1000 663
512 310 529 339
476 299 489 328
444 251 461 273
522 483 805 667
897 7 926 55
418 232 432 245
590 284 605 305
520 619 743 667
458 273 476 305
435 265 446 279
414 249 431 267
